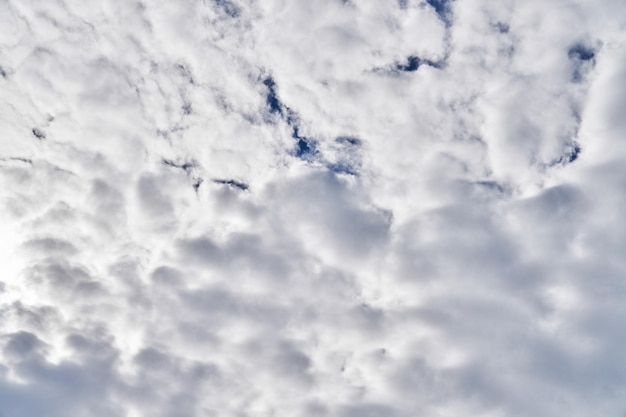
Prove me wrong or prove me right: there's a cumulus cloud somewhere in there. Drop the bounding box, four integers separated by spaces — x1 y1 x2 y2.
1 0 626 416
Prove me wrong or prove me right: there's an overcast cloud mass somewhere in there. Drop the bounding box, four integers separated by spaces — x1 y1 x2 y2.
1 0 626 416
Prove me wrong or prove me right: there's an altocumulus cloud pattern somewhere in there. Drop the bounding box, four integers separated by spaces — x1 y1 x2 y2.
1 0 626 416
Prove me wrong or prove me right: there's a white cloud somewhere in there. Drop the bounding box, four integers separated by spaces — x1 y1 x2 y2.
1 0 626 416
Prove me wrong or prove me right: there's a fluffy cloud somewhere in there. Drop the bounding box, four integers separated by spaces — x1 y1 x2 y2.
1 0 626 416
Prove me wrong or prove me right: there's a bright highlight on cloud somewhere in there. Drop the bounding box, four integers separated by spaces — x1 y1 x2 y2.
1 0 626 416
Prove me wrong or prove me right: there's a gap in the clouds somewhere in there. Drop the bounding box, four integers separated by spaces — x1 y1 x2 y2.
32 127 46 140
568 44 595 62
296 138 313 158
162 159 206 193
292 126 318 160
262 76 302 126
0 66 7 78
425 0 454 25
262 76 362 176
263 77 284 116
567 142 581 163
193 178 203 192
213 0 241 18
213 179 249 191
162 158 196 173
568 44 596 83
395 55 442 72
263 76 320 161
559 142 581 165
547 141 582 168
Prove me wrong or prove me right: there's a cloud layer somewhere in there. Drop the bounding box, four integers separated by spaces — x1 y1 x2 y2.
1 0 626 416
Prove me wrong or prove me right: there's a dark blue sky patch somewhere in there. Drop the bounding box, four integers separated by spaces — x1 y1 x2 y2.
192 178 203 192
162 159 205 193
426 0 450 15
0 66 6 78
162 159 196 173
568 44 596 82
567 143 581 163
395 56 441 72
397 56 421 72
292 126 318 160
296 138 316 159
426 0 454 25
263 77 283 116
261 75 320 162
213 0 241 18
284 107 298 126
214 179 249 191
568 44 595 61
548 141 582 167
562 142 581 164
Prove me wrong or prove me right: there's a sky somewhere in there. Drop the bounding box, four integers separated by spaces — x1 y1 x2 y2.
1 0 626 416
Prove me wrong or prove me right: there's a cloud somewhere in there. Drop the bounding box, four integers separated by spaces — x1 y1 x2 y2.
1 0 626 416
